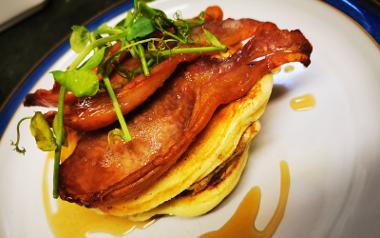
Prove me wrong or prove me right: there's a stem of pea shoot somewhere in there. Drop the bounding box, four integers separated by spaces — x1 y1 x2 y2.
103 75 132 141
159 46 226 56
52 33 125 198
53 88 66 198
51 31 226 198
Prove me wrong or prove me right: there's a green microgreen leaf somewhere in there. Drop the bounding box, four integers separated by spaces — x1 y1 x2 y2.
30 112 57 152
124 10 134 28
139 3 173 29
70 25 90 53
127 16 155 41
52 70 99 97
81 48 106 71
96 23 111 33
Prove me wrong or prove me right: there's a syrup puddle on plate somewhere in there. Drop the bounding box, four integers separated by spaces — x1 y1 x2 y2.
43 160 152 238
201 161 290 238
284 65 295 73
290 94 316 111
43 152 289 238
271 64 295 75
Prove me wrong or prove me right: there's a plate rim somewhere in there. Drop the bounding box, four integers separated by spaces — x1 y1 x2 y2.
0 1 380 237
324 0 380 43
0 0 134 139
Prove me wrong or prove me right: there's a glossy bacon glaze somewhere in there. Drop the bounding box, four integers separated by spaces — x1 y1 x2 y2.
59 22 312 207
62 18 264 131
24 17 264 131
23 5 223 109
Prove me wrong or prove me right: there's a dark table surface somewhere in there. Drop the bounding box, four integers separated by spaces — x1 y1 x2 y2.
0 0 123 106
0 0 379 108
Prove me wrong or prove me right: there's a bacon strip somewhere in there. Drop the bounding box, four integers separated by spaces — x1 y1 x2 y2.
24 83 77 107
59 22 312 207
192 18 261 47
23 6 223 109
62 53 199 131
43 18 265 131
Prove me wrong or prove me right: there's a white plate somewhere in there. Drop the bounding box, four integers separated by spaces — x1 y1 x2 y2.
1 0 380 237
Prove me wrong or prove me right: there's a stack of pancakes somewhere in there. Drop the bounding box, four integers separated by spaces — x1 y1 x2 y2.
53 7 312 221
100 74 273 221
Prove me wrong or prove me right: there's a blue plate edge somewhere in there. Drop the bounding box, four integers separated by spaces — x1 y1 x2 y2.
0 0 134 140
0 0 378 138
324 0 380 43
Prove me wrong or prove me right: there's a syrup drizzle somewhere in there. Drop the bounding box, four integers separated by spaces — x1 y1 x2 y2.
43 160 151 238
201 161 290 238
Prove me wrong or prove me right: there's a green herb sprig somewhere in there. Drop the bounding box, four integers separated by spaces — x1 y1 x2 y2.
11 116 32 154
12 0 227 199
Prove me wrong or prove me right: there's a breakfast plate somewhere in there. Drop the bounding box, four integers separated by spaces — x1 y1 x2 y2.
0 0 380 237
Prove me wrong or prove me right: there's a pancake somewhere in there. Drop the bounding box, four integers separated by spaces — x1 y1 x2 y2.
128 122 258 221
100 74 273 217
58 21 311 207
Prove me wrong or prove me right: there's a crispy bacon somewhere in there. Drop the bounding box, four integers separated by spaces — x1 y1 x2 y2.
204 6 223 22
59 22 312 207
62 53 199 131
192 18 261 47
38 18 268 131
23 6 222 109
24 83 77 107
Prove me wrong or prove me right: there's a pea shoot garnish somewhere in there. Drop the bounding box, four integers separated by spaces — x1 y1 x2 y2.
12 0 227 199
